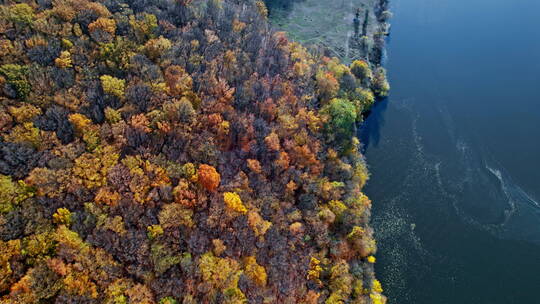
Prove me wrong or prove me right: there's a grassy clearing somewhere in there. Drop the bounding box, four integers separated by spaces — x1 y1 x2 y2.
269 0 383 64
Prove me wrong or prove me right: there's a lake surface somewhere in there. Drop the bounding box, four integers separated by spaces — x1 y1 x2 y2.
270 0 540 303
361 0 540 303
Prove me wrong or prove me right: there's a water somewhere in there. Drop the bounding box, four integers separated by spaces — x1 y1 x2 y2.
269 0 540 303
361 0 540 303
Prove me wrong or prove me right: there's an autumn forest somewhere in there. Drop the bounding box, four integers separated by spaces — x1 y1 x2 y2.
0 0 390 303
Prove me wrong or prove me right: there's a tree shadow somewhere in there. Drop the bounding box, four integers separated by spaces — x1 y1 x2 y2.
358 97 389 152
264 0 304 18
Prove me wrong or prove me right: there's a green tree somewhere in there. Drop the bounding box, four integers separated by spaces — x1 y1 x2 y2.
0 175 34 213
7 3 35 26
129 13 158 42
322 98 357 146
0 64 30 99
159 297 178 304
100 75 125 98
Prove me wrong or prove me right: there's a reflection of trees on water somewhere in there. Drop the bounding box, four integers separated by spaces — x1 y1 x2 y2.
359 97 389 152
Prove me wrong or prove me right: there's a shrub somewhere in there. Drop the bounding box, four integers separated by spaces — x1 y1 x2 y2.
370 293 387 304
372 279 383 293
55 51 73 68
100 75 125 98
104 107 122 124
147 225 164 239
53 208 72 225
159 297 178 304
129 13 158 41
8 3 35 26
0 64 30 99
0 175 34 213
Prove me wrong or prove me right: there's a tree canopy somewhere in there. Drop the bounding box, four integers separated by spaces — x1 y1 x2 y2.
0 0 388 303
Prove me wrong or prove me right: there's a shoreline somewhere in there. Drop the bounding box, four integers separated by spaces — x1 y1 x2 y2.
267 0 392 302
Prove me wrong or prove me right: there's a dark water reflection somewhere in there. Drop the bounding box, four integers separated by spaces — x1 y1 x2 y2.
361 0 540 303
359 98 388 152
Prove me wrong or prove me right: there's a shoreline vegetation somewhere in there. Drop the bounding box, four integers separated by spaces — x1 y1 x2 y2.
0 0 389 303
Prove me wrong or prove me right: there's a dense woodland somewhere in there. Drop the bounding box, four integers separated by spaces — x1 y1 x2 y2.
0 0 389 303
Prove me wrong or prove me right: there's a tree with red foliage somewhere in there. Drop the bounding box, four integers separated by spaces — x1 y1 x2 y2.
197 164 220 192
